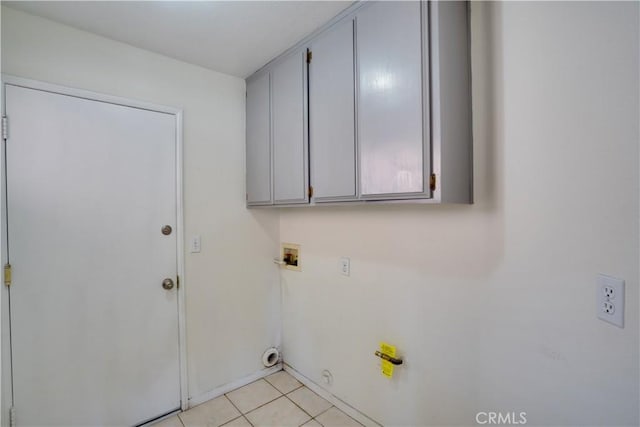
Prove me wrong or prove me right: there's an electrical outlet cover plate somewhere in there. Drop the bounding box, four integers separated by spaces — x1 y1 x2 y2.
340 257 350 276
190 235 201 253
597 274 625 328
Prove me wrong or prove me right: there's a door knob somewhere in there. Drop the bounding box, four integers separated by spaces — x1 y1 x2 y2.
162 278 175 290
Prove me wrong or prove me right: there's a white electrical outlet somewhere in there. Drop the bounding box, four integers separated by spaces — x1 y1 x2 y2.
603 301 615 315
340 257 350 276
190 235 201 253
597 274 624 328
603 285 615 300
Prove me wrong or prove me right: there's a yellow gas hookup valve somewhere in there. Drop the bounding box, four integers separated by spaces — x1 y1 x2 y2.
375 342 403 378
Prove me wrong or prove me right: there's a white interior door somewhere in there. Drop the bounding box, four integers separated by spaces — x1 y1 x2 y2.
4 84 181 426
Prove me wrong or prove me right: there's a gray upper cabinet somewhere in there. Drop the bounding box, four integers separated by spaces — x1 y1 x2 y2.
309 19 356 201
272 50 309 204
430 1 473 203
245 50 309 207
356 1 428 199
245 1 472 207
246 73 271 205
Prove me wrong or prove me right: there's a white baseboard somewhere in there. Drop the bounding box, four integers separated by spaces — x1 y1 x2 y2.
188 363 283 408
283 364 382 427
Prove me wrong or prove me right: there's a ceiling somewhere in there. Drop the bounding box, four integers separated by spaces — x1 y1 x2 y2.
4 1 353 78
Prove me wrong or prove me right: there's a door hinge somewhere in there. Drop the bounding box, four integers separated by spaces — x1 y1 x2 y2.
2 116 8 140
306 50 312 64
308 185 314 198
429 173 437 192
9 406 15 427
4 264 12 287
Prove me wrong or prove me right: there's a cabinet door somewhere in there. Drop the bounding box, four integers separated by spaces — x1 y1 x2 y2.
246 73 272 205
272 51 309 204
309 19 356 201
357 1 429 198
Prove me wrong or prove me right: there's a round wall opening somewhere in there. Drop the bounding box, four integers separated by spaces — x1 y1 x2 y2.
262 347 280 367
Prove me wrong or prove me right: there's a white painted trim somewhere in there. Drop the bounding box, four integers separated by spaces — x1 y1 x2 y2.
1 75 181 116
0 72 10 427
175 111 188 411
188 364 283 408
0 74 189 416
283 364 382 427
429 0 443 204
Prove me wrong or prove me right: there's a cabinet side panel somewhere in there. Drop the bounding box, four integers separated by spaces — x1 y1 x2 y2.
272 52 308 203
246 73 272 204
436 1 473 203
309 19 357 200
357 1 424 197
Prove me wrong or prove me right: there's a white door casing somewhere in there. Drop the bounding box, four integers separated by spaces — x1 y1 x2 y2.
2 78 186 426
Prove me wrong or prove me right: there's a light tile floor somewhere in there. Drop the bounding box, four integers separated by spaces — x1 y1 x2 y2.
154 371 363 427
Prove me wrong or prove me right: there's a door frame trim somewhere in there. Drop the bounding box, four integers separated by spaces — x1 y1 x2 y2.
0 74 189 418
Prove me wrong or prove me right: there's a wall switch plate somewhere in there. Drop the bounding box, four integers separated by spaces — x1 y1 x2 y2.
190 235 201 253
597 274 624 328
340 257 350 276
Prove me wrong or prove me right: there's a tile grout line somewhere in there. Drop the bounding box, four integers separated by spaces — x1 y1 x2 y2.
176 406 187 427
311 404 336 425
222 394 255 427
316 406 365 427
283 383 305 393
181 374 346 427
314 405 335 418
241 393 285 418
283 366 372 426
221 414 253 427
241 415 253 427
223 393 244 415
179 394 250 427
227 379 285 420
284 385 335 423
264 375 305 394
283 390 318 421
229 383 311 426
262 373 314 426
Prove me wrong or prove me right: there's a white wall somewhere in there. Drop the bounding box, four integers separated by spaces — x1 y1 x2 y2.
2 3 638 426
1 5 281 406
280 2 639 426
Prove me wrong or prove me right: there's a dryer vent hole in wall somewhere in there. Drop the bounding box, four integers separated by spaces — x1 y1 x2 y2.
262 347 280 367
